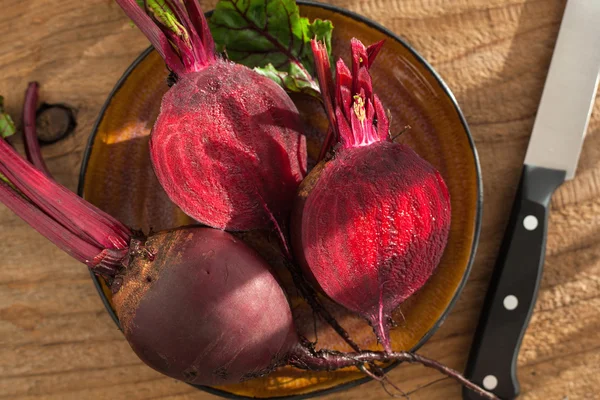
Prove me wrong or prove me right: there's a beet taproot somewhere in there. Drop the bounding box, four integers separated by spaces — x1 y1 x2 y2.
0 92 496 400
114 228 298 385
115 0 307 231
291 39 452 352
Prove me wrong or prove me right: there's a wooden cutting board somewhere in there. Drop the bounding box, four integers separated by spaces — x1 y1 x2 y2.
1 0 598 399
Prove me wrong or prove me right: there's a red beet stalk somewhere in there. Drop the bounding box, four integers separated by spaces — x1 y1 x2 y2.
22 82 51 176
0 137 131 273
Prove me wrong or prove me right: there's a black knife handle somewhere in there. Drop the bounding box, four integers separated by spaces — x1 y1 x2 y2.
463 165 565 400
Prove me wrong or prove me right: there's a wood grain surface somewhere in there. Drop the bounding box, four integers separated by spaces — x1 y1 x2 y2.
1 0 598 399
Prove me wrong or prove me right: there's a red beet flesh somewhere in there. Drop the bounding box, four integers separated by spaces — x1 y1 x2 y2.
292 39 451 351
116 0 307 231
150 61 307 230
294 143 451 351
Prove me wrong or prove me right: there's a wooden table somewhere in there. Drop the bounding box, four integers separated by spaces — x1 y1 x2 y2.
1 0 599 399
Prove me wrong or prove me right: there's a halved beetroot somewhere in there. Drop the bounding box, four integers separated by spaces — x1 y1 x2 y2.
292 39 451 352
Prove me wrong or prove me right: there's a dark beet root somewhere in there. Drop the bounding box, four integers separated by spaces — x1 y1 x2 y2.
116 0 307 231
114 228 298 385
292 39 451 352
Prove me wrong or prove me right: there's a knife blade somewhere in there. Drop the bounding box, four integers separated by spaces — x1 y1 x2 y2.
463 1 600 399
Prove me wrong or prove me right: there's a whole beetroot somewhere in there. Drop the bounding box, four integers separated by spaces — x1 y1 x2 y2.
116 0 307 231
292 39 451 352
114 228 299 385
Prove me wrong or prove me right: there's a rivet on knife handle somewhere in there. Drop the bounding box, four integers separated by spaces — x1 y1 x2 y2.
463 165 565 400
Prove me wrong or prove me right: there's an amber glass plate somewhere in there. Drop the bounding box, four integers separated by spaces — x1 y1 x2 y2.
78 2 482 398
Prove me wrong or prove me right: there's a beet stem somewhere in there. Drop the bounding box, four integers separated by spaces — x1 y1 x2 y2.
317 125 334 162
366 40 385 67
115 0 185 75
22 82 51 176
311 38 390 152
0 137 131 273
0 142 93 244
0 179 102 264
117 0 216 76
311 40 337 151
0 139 131 249
288 346 499 400
183 0 215 58
161 0 205 65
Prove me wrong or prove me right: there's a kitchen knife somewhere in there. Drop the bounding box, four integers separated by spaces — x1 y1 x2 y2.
463 1 600 399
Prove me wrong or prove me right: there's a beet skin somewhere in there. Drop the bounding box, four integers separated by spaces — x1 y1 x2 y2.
0 134 293 385
113 227 298 385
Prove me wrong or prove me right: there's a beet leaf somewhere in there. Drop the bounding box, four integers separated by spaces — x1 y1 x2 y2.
0 96 15 139
0 96 16 184
209 0 333 98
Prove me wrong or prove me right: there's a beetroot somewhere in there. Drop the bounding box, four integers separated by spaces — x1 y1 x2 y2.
292 39 452 352
116 0 307 230
114 228 298 385
0 115 495 400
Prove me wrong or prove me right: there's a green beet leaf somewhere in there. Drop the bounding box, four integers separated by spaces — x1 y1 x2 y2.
0 95 16 184
209 0 333 98
0 96 16 139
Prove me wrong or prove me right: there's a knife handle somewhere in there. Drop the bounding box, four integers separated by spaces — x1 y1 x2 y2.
463 165 565 400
